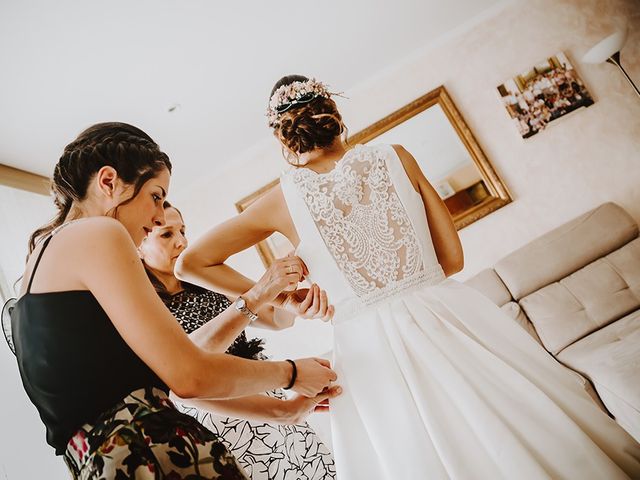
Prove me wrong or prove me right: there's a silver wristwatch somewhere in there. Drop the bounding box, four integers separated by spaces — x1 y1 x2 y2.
235 296 259 323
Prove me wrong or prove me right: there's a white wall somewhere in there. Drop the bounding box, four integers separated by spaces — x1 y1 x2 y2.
0 186 67 479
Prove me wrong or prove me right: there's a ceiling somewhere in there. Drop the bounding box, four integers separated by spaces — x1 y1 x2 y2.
0 0 506 194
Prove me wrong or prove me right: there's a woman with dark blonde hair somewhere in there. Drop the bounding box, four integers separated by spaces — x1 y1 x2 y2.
7 122 337 479
138 202 337 479
177 76 640 479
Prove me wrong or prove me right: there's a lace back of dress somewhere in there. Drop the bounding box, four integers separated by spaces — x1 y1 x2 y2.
291 145 430 305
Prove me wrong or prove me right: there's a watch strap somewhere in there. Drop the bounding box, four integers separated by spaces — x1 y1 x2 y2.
235 296 259 323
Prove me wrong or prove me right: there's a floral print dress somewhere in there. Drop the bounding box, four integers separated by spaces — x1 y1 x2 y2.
167 288 336 480
64 388 248 480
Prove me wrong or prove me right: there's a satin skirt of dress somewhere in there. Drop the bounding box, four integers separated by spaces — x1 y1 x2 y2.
329 279 640 480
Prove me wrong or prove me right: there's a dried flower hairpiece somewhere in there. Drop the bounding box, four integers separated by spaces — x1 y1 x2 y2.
267 78 337 127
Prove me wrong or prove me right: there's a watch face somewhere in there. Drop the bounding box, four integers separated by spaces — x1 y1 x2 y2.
236 297 246 309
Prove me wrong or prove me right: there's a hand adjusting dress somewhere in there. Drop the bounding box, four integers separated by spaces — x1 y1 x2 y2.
279 144 640 480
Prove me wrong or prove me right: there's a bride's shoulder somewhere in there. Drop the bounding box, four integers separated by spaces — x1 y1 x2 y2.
349 144 411 171
352 142 404 158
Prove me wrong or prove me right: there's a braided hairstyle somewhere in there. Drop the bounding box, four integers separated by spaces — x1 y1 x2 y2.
28 122 172 253
269 75 346 161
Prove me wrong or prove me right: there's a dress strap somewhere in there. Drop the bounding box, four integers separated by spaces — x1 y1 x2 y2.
25 219 84 293
26 234 54 294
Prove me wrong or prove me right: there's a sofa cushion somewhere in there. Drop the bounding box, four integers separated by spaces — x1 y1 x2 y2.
501 301 542 344
494 203 638 300
464 272 542 343
519 239 640 354
557 309 640 439
464 268 512 306
607 237 640 299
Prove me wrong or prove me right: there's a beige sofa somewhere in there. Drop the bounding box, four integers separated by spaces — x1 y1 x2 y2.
465 202 640 442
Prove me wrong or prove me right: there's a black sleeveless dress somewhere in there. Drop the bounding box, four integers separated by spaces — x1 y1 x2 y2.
9 228 248 479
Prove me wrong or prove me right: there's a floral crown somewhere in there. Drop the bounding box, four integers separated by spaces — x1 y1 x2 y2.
267 78 334 127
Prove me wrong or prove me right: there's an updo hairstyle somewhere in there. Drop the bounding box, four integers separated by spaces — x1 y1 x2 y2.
269 75 346 159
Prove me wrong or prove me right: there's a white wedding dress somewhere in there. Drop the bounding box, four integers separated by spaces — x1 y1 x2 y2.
279 144 640 480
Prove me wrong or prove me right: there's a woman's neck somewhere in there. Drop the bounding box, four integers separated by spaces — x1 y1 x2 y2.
298 139 348 173
147 265 183 295
65 198 109 221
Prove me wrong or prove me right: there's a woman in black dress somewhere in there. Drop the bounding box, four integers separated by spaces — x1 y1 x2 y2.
8 122 337 479
139 203 338 479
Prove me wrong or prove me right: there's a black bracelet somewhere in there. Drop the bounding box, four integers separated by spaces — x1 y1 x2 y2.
284 359 297 390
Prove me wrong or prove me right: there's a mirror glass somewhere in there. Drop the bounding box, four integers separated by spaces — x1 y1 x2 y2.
349 86 512 229
373 104 490 215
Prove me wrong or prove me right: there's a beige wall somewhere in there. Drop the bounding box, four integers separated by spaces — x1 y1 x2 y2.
175 0 640 358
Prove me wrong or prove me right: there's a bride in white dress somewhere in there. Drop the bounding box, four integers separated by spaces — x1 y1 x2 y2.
177 75 640 479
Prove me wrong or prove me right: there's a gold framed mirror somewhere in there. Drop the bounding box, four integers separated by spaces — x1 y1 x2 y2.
349 86 512 229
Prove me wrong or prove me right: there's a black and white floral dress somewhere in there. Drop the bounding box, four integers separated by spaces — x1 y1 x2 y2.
167 287 336 480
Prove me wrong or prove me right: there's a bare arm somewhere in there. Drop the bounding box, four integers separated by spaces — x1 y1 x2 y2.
176 185 288 299
171 385 341 425
188 288 325 354
255 305 296 330
186 304 255 352
176 186 333 325
63 218 336 399
392 145 464 276
185 255 311 351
